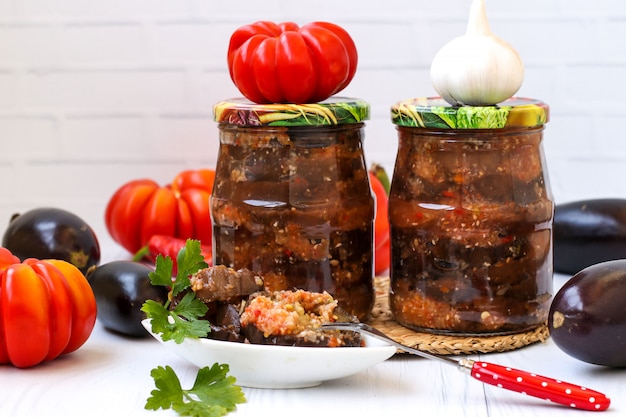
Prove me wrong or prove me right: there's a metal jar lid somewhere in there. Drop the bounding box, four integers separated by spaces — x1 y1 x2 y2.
391 97 549 129
214 97 370 127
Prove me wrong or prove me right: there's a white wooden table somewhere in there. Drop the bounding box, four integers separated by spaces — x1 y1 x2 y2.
2 246 624 417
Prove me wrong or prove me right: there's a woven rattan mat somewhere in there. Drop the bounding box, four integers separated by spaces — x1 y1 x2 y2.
368 276 550 355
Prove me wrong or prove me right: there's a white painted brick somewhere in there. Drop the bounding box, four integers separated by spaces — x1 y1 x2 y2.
189 0 282 20
59 23 148 66
0 163 17 199
341 68 437 119
600 19 626 64
594 115 626 157
492 19 602 66
556 0 626 16
14 0 192 20
543 113 595 159
149 114 218 163
0 24 59 68
19 70 188 110
558 65 626 107
61 114 150 159
152 22 224 67
196 70 245 106
0 0 623 234
515 67 559 105
548 158 626 203
0 72 20 108
0 115 59 159
349 21 424 69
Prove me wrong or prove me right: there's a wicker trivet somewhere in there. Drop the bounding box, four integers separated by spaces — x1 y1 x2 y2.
367 276 550 355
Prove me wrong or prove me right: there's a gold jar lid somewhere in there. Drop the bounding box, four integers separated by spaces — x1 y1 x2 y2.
391 97 549 129
214 97 370 127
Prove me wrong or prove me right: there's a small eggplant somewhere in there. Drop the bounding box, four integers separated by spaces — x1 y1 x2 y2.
553 198 626 275
549 260 626 367
2 207 101 275
87 261 168 337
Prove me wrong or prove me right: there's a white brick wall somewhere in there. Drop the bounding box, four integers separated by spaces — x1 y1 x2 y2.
1 0 625 257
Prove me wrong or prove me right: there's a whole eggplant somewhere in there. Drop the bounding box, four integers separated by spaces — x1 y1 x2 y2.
2 207 100 275
87 261 168 337
549 260 626 367
553 198 626 275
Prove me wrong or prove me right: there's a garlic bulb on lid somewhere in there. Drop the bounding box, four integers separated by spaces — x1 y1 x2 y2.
430 0 524 106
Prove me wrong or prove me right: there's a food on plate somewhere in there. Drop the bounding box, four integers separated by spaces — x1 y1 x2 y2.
188 265 264 305
553 198 626 275
0 247 97 368
105 168 214 255
142 239 361 348
227 21 357 104
240 290 361 347
181 265 361 347
430 0 524 106
2 207 101 275
549 260 626 367
177 265 264 342
87 261 169 337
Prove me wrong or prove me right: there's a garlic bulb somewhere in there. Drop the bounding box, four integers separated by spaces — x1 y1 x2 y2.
430 0 524 106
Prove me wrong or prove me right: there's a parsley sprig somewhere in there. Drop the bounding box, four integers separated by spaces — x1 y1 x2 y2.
141 239 212 343
146 364 246 417
141 239 246 417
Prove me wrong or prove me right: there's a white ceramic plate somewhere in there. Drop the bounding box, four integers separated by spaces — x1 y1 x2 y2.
142 319 396 389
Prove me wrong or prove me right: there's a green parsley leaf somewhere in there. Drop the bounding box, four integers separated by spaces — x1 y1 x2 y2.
172 239 209 296
141 299 173 336
149 254 175 288
141 238 211 343
146 365 184 410
191 364 245 409
146 364 246 417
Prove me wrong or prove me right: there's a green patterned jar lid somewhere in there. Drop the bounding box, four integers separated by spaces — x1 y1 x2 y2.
214 97 370 127
391 97 549 129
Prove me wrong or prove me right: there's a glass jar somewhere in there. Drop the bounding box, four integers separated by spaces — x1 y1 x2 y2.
211 98 374 321
388 97 553 335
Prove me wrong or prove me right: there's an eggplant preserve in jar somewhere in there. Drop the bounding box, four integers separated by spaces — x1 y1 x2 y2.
211 98 374 320
388 98 553 335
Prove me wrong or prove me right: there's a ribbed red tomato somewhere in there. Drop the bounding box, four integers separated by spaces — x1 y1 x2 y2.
0 247 97 368
227 21 358 104
105 169 215 255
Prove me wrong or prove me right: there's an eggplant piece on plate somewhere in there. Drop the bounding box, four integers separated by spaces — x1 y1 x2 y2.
173 265 264 342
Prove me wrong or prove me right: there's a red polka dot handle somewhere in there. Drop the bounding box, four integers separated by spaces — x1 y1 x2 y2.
321 322 611 412
470 361 611 411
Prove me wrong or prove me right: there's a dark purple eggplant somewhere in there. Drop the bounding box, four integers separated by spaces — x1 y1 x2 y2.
553 198 626 275
2 207 100 275
87 261 168 337
549 260 626 367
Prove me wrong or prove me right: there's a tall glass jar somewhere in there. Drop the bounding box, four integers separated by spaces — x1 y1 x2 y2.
388 97 553 335
211 98 374 321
